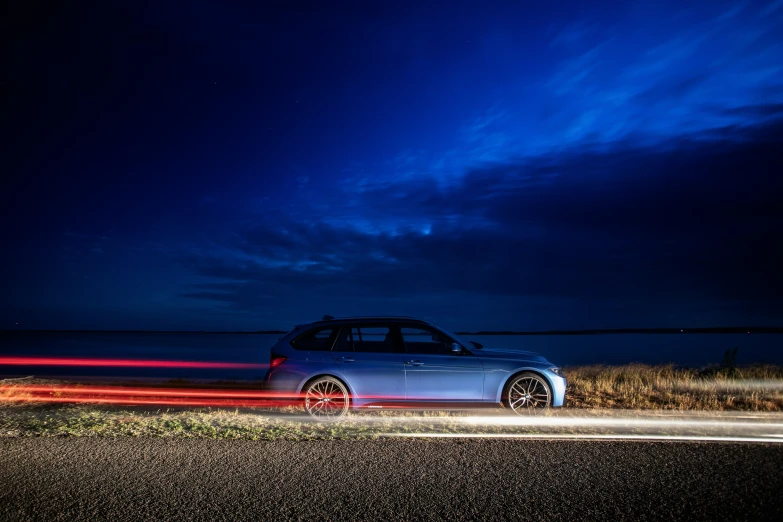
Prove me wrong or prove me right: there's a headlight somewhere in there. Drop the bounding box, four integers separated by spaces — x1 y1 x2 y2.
549 367 564 377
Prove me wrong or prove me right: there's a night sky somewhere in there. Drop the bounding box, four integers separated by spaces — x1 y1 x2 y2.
4 0 783 332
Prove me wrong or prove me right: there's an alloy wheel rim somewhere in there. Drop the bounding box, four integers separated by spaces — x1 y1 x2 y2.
305 380 348 418
508 376 550 412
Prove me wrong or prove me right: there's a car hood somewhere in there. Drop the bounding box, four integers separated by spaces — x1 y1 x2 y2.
475 348 549 363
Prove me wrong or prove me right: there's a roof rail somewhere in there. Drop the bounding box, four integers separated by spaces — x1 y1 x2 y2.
320 315 427 322
335 315 421 319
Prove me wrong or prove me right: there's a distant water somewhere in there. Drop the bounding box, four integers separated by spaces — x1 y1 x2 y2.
0 331 780 382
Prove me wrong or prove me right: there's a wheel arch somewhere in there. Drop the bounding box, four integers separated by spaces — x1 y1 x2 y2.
298 373 354 398
498 368 553 405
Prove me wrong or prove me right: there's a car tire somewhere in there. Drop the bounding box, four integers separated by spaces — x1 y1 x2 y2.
303 376 350 420
503 372 552 414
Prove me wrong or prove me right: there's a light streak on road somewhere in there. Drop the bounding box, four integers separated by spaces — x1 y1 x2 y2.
0 385 292 399
368 410 783 443
455 415 783 428
0 395 296 408
2 379 782 444
0 384 402 406
381 433 783 443
0 384 408 402
0 356 267 369
0 384 301 407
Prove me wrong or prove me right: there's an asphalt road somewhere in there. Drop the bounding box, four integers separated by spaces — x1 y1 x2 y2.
1 438 781 521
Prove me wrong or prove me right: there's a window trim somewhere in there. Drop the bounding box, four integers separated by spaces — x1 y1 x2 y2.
331 326 353 352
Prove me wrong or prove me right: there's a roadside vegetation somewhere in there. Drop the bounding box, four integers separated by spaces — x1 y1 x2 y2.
565 363 783 411
1 362 782 439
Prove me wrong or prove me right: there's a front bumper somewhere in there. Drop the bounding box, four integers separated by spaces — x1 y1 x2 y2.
545 372 567 407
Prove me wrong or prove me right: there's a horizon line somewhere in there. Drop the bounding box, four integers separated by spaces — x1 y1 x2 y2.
2 327 782 335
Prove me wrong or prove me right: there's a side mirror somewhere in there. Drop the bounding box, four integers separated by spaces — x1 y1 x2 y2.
470 340 483 349
451 342 462 353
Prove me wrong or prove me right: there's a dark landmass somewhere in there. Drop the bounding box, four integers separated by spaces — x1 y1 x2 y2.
456 327 783 335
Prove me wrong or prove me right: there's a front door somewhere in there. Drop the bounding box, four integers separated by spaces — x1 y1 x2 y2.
330 325 406 401
400 326 484 400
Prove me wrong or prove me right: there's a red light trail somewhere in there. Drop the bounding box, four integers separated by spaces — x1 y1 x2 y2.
0 383 410 407
0 395 295 408
0 384 302 408
0 355 279 407
0 385 292 398
0 356 267 369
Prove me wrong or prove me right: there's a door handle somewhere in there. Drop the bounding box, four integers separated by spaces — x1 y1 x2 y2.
341 357 355 362
405 360 424 366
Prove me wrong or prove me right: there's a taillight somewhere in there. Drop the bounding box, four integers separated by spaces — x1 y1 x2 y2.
270 354 287 368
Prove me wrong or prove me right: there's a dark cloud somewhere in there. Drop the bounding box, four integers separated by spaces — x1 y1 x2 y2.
722 104 783 119
182 119 783 326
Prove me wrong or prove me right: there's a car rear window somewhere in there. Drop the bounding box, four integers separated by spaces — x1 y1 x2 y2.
332 326 404 353
291 327 337 351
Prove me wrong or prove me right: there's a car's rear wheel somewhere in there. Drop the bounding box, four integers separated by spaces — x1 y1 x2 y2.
504 372 552 413
303 376 350 420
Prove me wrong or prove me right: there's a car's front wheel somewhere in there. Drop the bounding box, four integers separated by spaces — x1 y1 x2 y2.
504 372 552 413
303 376 350 420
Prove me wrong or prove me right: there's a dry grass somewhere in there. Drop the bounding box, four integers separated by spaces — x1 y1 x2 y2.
565 364 783 411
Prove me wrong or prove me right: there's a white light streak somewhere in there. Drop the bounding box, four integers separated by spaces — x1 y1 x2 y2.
358 411 783 443
381 433 783 443
455 416 783 428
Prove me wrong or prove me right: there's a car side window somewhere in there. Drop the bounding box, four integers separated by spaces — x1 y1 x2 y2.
333 325 403 353
400 327 455 355
291 327 337 351
332 327 354 352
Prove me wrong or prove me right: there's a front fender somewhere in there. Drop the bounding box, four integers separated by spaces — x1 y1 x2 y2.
489 366 566 406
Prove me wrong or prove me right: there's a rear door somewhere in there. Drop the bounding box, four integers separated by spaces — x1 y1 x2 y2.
330 324 407 401
401 326 484 401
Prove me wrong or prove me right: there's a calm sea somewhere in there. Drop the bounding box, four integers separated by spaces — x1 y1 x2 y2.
0 331 780 382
